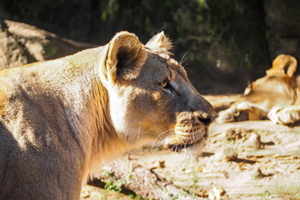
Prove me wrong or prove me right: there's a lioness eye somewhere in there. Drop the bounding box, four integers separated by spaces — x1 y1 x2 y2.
161 79 169 88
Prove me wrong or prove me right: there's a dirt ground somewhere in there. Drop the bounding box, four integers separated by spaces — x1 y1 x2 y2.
80 95 300 200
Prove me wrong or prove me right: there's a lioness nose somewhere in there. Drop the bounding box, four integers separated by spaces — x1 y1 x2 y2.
196 113 214 126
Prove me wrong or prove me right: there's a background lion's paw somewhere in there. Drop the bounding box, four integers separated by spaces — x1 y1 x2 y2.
268 106 300 125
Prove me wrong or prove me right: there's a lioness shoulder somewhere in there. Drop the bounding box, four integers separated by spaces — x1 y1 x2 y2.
0 31 216 199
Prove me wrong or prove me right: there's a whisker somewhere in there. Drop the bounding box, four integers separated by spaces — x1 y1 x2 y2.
137 126 140 142
184 138 190 150
150 140 164 156
150 128 175 151
150 132 173 156
192 148 197 157
180 51 189 65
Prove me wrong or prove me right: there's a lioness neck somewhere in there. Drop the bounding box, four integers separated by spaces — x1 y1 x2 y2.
0 46 130 185
51 46 131 180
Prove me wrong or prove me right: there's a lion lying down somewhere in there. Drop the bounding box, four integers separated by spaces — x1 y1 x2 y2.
217 54 300 125
0 31 216 199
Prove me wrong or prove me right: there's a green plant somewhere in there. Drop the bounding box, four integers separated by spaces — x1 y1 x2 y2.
101 170 138 199
190 170 199 198
227 138 235 145
261 190 270 200
128 191 143 200
159 188 179 200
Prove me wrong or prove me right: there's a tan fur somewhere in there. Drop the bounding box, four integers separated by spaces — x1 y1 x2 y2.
266 54 297 77
217 54 300 125
0 31 216 199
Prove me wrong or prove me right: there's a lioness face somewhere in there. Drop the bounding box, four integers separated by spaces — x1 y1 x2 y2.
104 32 216 155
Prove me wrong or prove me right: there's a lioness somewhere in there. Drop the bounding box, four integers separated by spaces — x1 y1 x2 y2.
217 54 300 125
0 31 216 199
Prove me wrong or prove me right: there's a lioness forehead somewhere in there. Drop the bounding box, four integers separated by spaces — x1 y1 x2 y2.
144 47 188 79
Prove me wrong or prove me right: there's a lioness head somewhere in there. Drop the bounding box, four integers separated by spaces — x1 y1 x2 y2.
216 54 297 123
101 31 216 154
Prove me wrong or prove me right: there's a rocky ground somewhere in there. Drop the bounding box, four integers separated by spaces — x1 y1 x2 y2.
81 95 300 200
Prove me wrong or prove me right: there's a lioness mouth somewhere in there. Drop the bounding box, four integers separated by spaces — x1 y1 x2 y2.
165 129 208 152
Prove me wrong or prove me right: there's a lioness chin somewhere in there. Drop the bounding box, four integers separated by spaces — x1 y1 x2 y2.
0 31 216 199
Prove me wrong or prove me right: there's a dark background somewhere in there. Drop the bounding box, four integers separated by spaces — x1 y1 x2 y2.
1 0 300 94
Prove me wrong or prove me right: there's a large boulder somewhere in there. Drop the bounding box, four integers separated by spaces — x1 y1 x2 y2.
0 20 96 70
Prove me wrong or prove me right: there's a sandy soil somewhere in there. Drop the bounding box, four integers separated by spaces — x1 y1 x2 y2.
81 95 300 200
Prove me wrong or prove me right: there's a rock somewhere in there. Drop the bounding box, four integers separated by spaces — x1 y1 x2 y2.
244 132 263 149
223 146 238 161
208 185 226 200
0 20 96 70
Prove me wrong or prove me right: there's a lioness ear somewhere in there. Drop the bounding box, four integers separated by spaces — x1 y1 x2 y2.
266 54 297 77
106 31 147 83
145 31 172 51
